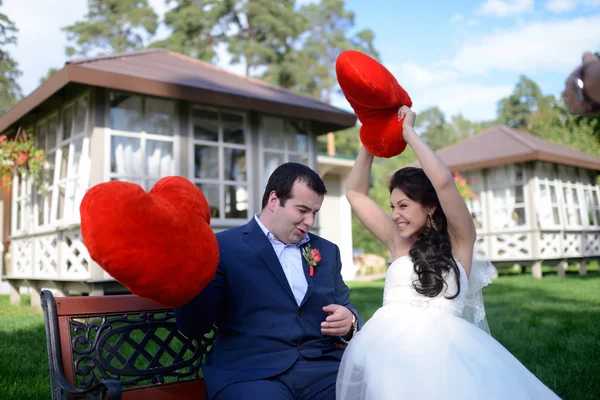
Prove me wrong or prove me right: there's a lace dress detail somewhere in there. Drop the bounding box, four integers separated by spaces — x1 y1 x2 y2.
382 255 468 317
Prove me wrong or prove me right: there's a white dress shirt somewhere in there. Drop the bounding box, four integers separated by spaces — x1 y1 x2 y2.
254 215 309 306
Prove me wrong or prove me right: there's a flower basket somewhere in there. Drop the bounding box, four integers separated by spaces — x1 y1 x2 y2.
0 126 45 189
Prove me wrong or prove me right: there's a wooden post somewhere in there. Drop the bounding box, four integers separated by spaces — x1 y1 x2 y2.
327 132 335 156
579 258 588 276
8 281 20 305
532 260 543 279
557 260 568 277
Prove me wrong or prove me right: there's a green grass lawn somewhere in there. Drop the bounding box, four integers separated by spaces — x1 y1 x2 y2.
1 271 599 399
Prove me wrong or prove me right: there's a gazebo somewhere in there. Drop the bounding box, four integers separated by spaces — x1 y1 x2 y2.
0 48 358 305
416 125 600 278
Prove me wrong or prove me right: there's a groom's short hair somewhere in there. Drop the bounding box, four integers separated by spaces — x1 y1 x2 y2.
261 163 327 209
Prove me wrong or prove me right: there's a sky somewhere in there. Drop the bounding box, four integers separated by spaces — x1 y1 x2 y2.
3 0 600 122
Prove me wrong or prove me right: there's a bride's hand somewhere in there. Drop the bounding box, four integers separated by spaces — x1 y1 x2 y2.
398 105 416 129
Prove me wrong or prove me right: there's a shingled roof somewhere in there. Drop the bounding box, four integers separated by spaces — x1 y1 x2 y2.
412 125 600 172
0 48 356 134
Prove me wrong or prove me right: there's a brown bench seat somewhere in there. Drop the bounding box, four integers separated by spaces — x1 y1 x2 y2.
41 289 213 399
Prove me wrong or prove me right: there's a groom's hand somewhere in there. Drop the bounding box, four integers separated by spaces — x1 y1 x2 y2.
321 304 353 337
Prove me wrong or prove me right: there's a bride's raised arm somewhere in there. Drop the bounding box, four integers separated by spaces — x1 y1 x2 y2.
346 145 400 257
398 106 476 272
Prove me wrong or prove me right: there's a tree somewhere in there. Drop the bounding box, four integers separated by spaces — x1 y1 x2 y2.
497 75 554 131
316 124 361 157
226 0 306 79
63 0 159 56
150 0 231 62
0 1 22 115
39 68 59 85
415 106 459 151
496 75 600 157
294 0 379 102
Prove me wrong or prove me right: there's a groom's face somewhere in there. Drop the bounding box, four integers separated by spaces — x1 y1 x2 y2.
269 181 324 244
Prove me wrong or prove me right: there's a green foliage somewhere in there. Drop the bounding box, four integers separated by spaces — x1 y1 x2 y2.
294 0 379 101
149 0 230 62
39 67 58 85
416 106 460 151
63 0 159 56
0 1 22 115
497 75 600 157
0 128 46 189
316 125 361 157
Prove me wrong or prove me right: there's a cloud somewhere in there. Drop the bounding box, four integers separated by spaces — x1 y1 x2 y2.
478 0 534 17
545 0 600 12
451 13 464 22
450 15 600 74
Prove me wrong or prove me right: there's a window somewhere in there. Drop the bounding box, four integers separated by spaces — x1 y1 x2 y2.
462 171 485 230
108 92 177 190
190 106 249 220
488 164 527 230
25 94 92 230
259 116 311 189
534 162 562 228
35 115 59 227
55 96 91 222
558 166 583 227
12 128 33 235
583 188 600 226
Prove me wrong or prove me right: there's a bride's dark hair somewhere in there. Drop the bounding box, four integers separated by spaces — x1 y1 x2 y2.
389 167 460 299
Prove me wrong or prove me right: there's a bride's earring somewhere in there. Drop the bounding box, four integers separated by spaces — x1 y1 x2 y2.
428 211 438 232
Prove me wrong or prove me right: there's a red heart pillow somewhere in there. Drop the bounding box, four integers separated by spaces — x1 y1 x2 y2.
80 176 219 307
336 50 413 158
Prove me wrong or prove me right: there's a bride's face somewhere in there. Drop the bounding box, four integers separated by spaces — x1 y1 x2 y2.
390 188 431 239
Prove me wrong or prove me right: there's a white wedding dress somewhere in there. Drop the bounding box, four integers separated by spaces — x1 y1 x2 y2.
336 255 561 399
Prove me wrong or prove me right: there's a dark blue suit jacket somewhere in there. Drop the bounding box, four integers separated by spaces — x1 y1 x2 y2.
174 218 361 398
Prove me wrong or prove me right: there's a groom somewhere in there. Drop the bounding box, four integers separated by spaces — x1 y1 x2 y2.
175 162 361 400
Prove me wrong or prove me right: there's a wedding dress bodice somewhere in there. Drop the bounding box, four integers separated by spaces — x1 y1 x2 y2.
382 255 469 317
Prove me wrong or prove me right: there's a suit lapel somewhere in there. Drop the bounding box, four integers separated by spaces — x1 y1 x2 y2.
299 240 315 308
242 219 296 304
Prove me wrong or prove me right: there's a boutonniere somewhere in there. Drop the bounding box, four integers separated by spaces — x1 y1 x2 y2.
302 244 321 277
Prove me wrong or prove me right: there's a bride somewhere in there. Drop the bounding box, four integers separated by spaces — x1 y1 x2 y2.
336 106 560 399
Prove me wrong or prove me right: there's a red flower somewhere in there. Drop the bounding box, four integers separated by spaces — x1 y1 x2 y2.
14 151 29 166
310 249 321 263
302 244 321 277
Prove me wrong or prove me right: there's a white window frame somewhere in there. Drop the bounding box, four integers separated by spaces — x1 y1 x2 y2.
105 91 180 191
558 165 584 229
11 165 33 237
12 91 92 236
582 185 600 228
487 163 529 232
33 112 60 231
534 162 563 229
188 105 252 225
52 93 92 227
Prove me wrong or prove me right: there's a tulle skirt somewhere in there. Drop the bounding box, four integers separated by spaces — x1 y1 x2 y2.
336 304 561 400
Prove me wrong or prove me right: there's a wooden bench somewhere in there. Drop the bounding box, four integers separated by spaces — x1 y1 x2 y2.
40 289 214 399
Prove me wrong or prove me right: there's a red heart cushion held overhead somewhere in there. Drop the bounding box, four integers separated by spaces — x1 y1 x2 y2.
336 50 413 158
80 176 219 308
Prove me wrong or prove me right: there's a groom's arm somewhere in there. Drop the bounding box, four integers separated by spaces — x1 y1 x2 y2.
174 259 226 340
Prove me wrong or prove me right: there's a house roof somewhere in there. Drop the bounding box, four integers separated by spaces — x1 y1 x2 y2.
411 125 600 172
0 48 357 134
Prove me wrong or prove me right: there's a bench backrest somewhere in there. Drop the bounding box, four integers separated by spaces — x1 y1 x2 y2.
41 289 212 399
